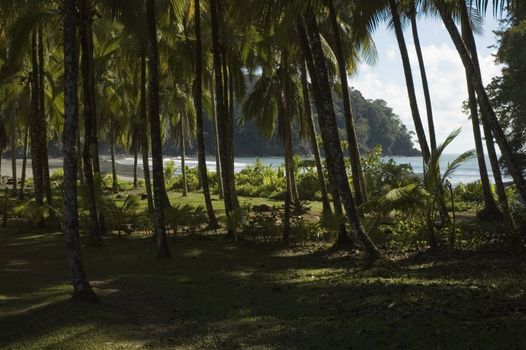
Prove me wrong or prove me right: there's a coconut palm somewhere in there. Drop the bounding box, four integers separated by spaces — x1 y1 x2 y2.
146 0 171 258
62 0 97 302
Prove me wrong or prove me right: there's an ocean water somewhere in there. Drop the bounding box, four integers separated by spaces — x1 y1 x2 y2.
110 154 512 185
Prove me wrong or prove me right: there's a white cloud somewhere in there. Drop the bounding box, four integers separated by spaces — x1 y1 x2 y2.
352 42 502 152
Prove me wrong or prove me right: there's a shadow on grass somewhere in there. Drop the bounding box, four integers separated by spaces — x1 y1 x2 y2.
1 230 526 349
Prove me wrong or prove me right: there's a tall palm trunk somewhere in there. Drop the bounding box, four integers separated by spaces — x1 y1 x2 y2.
62 0 97 301
410 7 437 151
76 118 84 185
146 0 171 258
328 0 367 204
389 0 430 161
110 122 118 191
140 53 154 216
460 12 501 219
11 112 17 191
80 0 102 245
194 0 218 228
19 121 29 199
225 54 239 209
180 118 188 197
30 31 44 206
281 51 299 204
300 61 331 213
437 2 526 203
38 27 52 206
211 0 236 230
133 136 138 189
305 15 379 255
483 123 510 215
298 20 350 245
458 2 510 217
211 78 224 199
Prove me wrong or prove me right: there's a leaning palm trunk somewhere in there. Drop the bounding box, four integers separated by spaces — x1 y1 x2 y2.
304 14 378 256
62 0 97 301
458 2 511 216
140 54 154 216
133 137 138 189
300 61 331 213
194 0 218 228
437 2 526 203
146 0 171 258
328 0 367 205
389 0 430 161
461 10 501 219
410 8 437 150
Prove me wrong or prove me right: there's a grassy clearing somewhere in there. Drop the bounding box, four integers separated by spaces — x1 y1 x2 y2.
1 227 526 349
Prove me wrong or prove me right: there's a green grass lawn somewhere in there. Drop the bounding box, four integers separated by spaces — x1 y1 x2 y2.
1 225 526 349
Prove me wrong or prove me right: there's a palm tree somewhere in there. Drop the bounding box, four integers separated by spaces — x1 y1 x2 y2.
210 0 237 233
146 0 171 258
62 0 97 302
459 2 502 220
327 0 368 205
194 0 218 228
408 2 437 150
79 0 102 245
299 60 331 213
388 0 431 161
302 12 381 258
434 0 526 203
140 53 154 215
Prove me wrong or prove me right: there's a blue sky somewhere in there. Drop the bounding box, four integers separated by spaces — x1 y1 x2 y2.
351 14 503 152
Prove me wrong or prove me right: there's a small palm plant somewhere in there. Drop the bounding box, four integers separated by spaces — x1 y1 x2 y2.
361 129 474 250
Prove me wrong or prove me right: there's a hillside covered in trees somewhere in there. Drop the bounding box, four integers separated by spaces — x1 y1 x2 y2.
199 86 419 157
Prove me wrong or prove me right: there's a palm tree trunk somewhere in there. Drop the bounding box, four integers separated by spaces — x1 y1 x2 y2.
460 13 501 219
194 0 218 228
38 27 52 207
483 123 510 215
281 51 300 204
306 15 379 255
62 0 97 302
180 119 188 197
211 0 235 229
226 56 239 209
76 118 84 186
140 53 154 216
19 121 29 199
410 8 437 150
328 0 367 204
146 0 171 258
298 20 350 245
110 122 118 191
438 3 526 203
457 2 511 216
133 136 138 190
30 31 44 206
300 60 331 213
389 0 430 161
80 0 102 246
11 112 17 191
211 78 224 199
